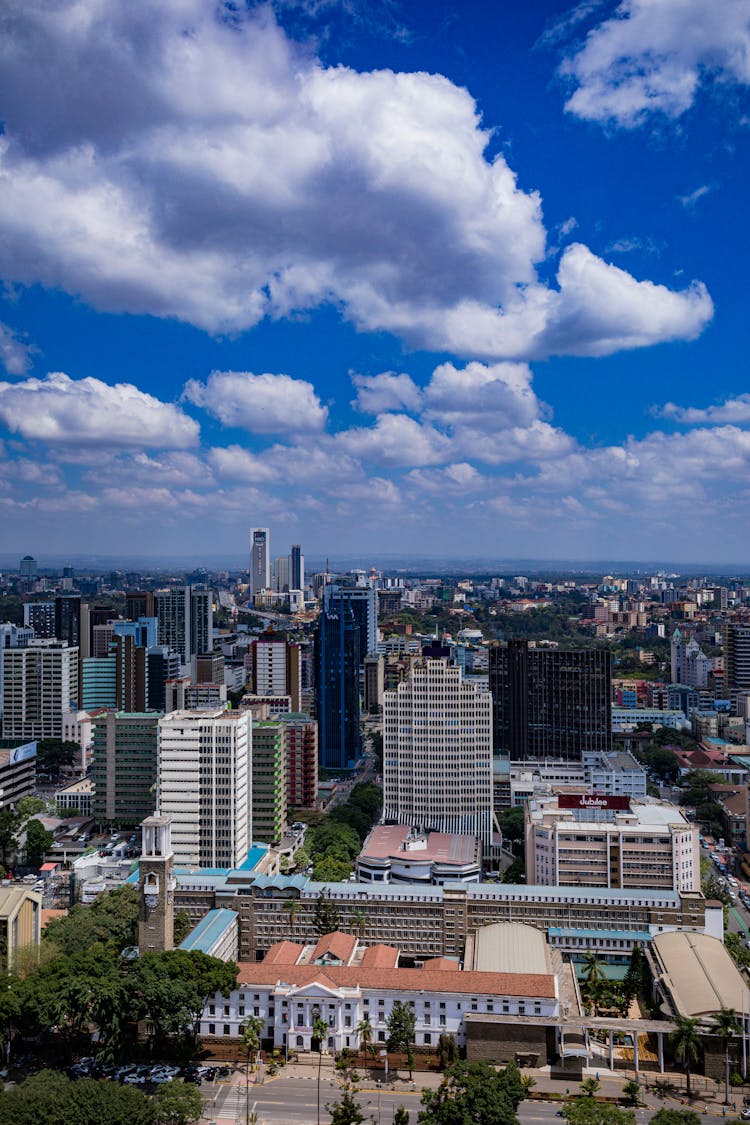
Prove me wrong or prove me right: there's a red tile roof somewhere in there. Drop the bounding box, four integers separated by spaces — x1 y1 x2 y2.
421 957 460 971
311 930 357 964
236 962 555 998
360 944 399 969
264 940 304 966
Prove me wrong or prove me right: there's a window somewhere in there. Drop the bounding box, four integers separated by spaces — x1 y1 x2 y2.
424 1033 432 1045
239 1006 245 1016
223 1024 230 1036
378 1032 386 1042
209 1005 215 1015
209 1023 216 1035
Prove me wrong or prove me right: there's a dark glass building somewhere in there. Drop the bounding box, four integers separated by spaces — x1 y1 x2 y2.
489 639 611 761
314 596 361 770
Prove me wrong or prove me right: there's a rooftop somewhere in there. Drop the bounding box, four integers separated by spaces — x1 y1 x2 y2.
179 908 237 954
472 923 550 975
360 824 479 865
652 931 749 1020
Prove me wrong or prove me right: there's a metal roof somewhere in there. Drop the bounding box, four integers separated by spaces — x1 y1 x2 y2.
179 908 236 954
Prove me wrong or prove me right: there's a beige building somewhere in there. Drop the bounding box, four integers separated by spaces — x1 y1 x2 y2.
1 642 79 741
0 885 42 970
525 794 699 892
383 658 494 846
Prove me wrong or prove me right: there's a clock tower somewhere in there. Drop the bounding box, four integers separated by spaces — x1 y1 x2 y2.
138 814 176 953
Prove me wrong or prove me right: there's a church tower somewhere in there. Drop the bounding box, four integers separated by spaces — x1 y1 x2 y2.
138 814 176 953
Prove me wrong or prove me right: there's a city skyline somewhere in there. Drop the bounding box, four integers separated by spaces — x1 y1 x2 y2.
1 1 749 560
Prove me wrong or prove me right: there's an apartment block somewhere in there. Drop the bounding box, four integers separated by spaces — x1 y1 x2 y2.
1 642 79 740
252 720 287 844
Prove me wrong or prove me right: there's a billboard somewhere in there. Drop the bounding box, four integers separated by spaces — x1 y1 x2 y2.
558 793 630 811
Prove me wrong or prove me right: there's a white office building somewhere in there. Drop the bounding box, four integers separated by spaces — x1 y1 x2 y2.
1 641 79 740
249 528 270 595
383 658 494 847
157 709 252 868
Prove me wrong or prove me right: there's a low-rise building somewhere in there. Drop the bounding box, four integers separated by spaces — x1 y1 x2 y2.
198 928 558 1055
0 885 42 970
55 775 94 817
525 794 699 892
356 824 482 884
0 739 36 810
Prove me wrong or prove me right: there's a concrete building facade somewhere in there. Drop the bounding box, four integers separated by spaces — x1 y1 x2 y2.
1 642 78 740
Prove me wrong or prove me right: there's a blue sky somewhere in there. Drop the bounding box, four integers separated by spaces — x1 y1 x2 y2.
1 0 749 564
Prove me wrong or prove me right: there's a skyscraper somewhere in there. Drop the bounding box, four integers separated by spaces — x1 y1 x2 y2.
314 596 360 770
323 584 377 661
157 709 252 868
190 587 213 660
251 633 301 710
488 640 611 761
249 528 270 594
55 594 81 647
383 657 494 846
1 642 79 740
724 622 750 705
289 544 304 592
19 555 37 579
154 586 212 664
91 711 159 827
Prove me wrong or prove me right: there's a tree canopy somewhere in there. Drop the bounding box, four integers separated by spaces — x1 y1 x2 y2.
418 1060 526 1125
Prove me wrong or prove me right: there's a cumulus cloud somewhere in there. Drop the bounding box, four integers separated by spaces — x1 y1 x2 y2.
0 322 34 375
351 371 422 414
0 1 712 360
0 372 199 447
208 445 280 483
656 395 750 426
422 361 542 430
184 371 328 434
336 413 452 467
560 0 750 127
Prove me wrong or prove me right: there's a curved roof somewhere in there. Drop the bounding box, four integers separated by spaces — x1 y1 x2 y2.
652 931 749 1019
472 922 550 975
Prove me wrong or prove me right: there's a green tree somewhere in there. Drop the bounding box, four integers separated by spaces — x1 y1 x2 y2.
621 1080 640 1106
649 1111 701 1125
0 1070 154 1125
15 796 47 821
356 1015 373 1064
351 910 368 941
711 1007 741 1105
314 856 352 882
130 949 237 1049
24 819 53 867
313 889 340 936
582 951 606 983
394 1108 410 1125
725 932 750 969
436 1032 458 1070
387 1000 416 1079
326 1066 368 1125
623 947 646 1001
497 806 525 845
173 911 193 946
669 1016 702 1097
418 1060 527 1125
35 738 78 776
0 810 19 868
152 1079 203 1125
44 883 140 954
520 1075 536 1093
563 1104 635 1125
283 897 300 937
313 1007 329 1125
580 1076 601 1097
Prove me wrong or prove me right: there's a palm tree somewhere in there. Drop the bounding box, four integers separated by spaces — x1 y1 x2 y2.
283 897 300 938
582 950 606 983
711 1007 741 1105
242 1016 264 1125
312 1006 328 1125
521 1075 537 1093
356 1015 373 1065
670 1016 702 1097
351 910 368 942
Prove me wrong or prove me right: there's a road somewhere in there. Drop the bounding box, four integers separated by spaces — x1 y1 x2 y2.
207 1072 742 1125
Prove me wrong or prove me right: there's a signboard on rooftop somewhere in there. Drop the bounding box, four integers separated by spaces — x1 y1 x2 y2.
558 793 630 811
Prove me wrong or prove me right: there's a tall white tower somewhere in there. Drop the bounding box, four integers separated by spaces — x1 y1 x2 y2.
383 658 494 846
249 528 270 595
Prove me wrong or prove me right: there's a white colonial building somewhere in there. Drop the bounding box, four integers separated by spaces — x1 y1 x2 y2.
199 930 558 1051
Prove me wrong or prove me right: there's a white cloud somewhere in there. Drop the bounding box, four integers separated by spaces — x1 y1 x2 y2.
0 371 199 447
0 322 34 375
560 0 750 127
656 395 750 426
336 413 452 467
422 361 541 430
184 370 327 434
406 462 485 494
0 1 712 361
678 184 714 208
208 445 280 483
351 371 422 414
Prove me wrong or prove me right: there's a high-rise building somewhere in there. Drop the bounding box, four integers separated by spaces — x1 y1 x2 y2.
670 627 710 689
91 711 159 826
383 658 494 847
54 595 81 647
126 591 155 621
147 646 181 712
195 652 225 685
251 634 301 711
154 586 212 665
1 642 79 740
23 601 55 638
19 555 37 580
0 623 34 721
323 584 377 660
278 712 318 809
363 653 384 714
272 555 290 593
489 640 611 761
249 528 270 594
314 597 360 770
157 709 252 868
251 720 287 843
290 544 304 593
724 622 750 706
